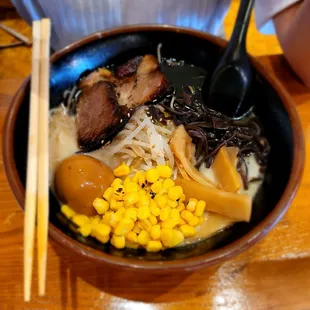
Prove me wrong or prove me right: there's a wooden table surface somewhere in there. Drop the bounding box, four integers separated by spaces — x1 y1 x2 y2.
1 55 310 310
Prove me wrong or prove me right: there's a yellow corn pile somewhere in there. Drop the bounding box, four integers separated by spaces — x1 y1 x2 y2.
61 163 207 252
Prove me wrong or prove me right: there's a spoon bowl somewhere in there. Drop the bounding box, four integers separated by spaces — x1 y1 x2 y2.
209 59 253 118
206 0 254 118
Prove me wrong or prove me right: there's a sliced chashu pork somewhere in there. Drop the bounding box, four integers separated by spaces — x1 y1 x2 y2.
76 81 129 151
116 55 168 108
76 55 168 151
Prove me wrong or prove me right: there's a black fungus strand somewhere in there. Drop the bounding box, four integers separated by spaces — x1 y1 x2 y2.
157 84 269 174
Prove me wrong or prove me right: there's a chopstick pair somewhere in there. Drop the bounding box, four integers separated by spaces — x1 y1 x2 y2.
24 18 51 302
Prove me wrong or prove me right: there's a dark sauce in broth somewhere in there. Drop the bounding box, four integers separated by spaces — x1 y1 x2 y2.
161 60 207 94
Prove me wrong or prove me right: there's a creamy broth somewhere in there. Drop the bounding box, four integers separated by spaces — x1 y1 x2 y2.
88 149 123 170
49 106 78 186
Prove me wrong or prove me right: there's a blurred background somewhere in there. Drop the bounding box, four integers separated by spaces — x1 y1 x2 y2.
0 0 282 79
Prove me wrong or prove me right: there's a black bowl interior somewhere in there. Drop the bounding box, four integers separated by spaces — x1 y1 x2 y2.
13 30 293 261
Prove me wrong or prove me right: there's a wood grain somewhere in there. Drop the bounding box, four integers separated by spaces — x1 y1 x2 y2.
0 55 310 310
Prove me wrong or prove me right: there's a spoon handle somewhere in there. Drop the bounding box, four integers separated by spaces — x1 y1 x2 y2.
225 0 254 60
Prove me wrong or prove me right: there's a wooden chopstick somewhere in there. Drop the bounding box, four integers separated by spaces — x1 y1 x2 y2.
24 20 41 302
0 23 32 46
37 18 51 297
24 18 51 302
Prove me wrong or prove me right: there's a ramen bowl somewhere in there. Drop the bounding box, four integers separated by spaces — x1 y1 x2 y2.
2 25 304 272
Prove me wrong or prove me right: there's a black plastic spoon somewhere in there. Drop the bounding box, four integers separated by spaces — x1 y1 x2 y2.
206 0 255 119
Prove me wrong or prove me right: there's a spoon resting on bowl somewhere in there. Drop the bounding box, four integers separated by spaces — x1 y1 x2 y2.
206 0 255 119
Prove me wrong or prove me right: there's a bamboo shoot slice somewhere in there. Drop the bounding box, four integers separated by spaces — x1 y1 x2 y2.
226 146 239 167
212 146 242 192
175 178 252 222
170 126 216 187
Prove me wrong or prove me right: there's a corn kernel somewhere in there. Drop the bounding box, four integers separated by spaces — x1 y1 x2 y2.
110 212 122 228
145 187 153 197
94 234 110 243
124 208 137 221
93 198 109 214
179 194 186 204
161 218 179 229
150 224 161 240
111 178 123 188
146 168 160 183
160 228 173 247
72 214 90 227
199 216 205 225
137 205 150 220
158 188 167 195
160 206 171 222
133 222 142 234
113 185 125 201
146 240 163 252
123 176 132 184
167 199 178 208
116 201 125 210
113 163 130 177
110 199 124 211
168 186 183 201
114 218 134 236
149 214 158 225
137 230 150 245
177 203 185 212
115 207 126 216
136 195 150 208
103 187 113 202
126 242 139 249
61 205 76 219
126 231 138 243
170 230 184 247
101 211 113 225
90 215 101 225
151 181 162 194
92 223 111 237
131 173 138 183
124 182 139 193
138 190 147 197
150 199 160 216
79 224 92 237
188 215 199 227
186 198 198 212
156 165 172 178
195 200 206 217
170 209 180 220
162 178 175 190
111 235 126 249
179 218 187 226
124 192 139 207
137 171 146 187
181 210 194 223
154 194 168 208
180 225 197 237
132 171 146 187
139 219 152 232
